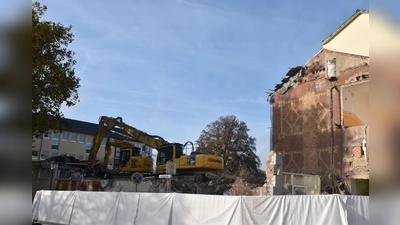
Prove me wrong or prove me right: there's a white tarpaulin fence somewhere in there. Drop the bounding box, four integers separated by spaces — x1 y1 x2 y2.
32 190 368 225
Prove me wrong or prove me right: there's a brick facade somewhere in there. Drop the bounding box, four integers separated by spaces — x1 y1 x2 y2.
269 49 369 193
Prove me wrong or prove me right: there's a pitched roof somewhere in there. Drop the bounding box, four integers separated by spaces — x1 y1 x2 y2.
322 9 369 45
61 117 131 140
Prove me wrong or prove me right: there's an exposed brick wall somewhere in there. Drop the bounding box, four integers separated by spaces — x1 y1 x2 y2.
342 125 369 186
271 49 369 192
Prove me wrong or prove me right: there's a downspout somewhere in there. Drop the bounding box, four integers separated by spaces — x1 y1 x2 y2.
363 125 369 170
330 85 340 192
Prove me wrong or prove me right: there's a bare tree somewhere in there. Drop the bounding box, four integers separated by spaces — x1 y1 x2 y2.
197 115 261 176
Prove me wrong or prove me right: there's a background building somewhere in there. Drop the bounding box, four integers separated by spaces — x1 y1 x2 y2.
32 117 155 170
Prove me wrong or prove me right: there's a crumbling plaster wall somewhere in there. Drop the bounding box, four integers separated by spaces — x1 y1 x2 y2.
271 49 369 192
343 126 369 179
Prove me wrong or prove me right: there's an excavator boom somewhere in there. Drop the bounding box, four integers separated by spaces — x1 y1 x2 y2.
87 116 121 169
88 116 166 170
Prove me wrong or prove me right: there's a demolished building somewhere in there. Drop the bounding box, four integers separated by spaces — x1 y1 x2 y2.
268 10 369 195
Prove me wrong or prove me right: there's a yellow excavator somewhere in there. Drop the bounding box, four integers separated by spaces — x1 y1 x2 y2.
105 138 153 173
87 116 223 177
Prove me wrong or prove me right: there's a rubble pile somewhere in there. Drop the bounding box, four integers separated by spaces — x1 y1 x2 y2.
38 155 266 195
170 170 237 195
147 170 265 195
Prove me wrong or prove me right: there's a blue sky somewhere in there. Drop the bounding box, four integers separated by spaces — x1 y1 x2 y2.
32 0 368 169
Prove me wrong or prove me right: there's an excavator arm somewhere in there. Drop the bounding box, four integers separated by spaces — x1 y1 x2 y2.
108 119 168 149
88 116 168 170
87 116 122 169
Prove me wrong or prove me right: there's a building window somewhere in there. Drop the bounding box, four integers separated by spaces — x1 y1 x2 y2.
70 133 77 142
86 136 93 153
115 147 121 158
62 132 69 141
52 132 60 150
51 151 58 157
101 138 106 146
32 150 38 160
79 134 85 143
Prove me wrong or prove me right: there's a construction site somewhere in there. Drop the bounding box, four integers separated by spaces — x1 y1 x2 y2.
31 115 280 197
31 115 368 224
31 5 370 225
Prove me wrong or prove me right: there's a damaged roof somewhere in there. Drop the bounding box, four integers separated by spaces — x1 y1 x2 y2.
268 10 369 102
274 66 303 91
286 66 303 77
268 65 303 103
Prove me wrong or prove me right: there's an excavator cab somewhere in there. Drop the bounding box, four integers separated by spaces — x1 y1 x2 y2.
157 143 182 165
110 142 153 173
120 147 141 167
118 148 153 173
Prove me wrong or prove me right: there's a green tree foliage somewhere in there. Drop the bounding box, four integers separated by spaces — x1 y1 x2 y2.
196 115 261 176
32 2 80 138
